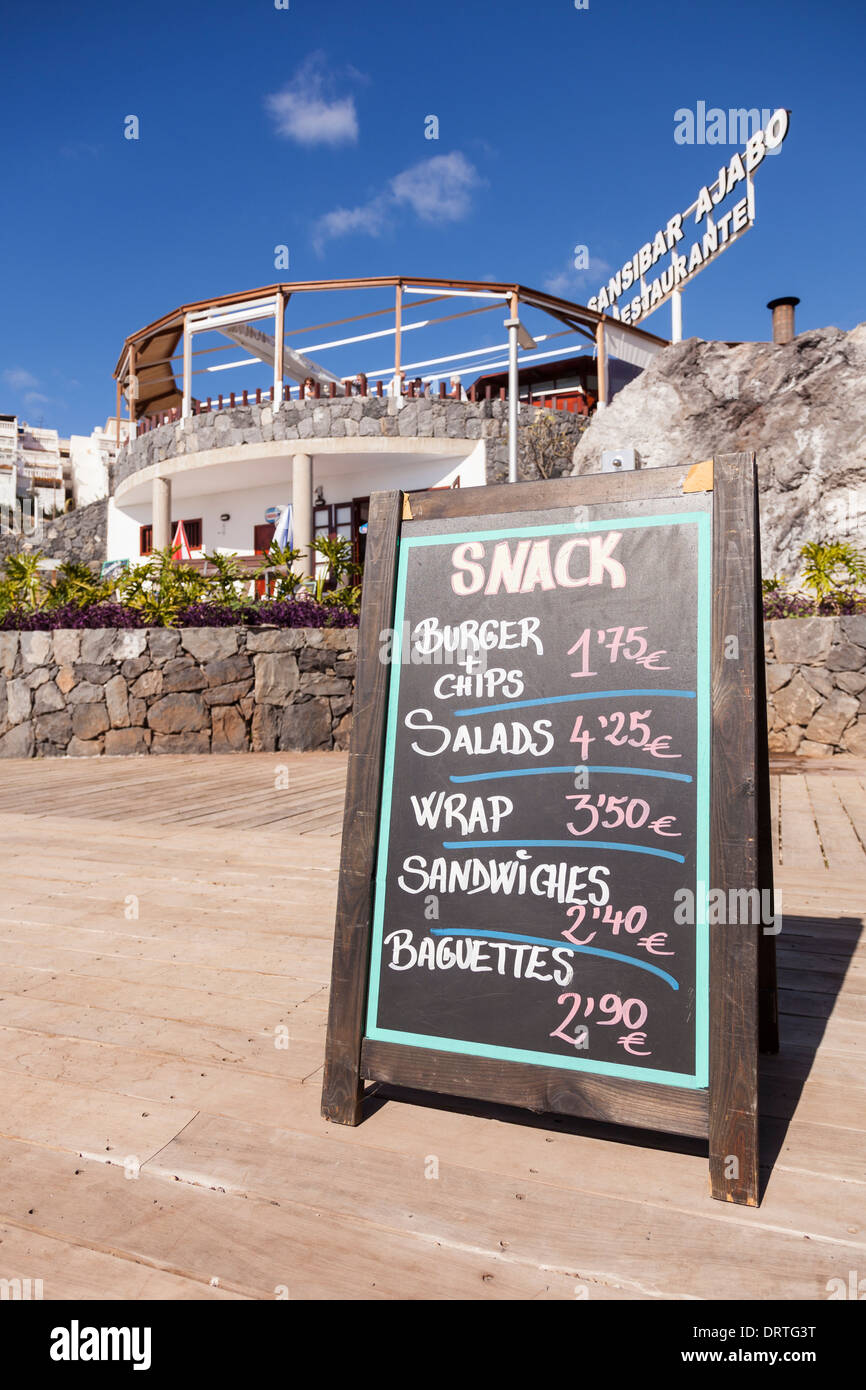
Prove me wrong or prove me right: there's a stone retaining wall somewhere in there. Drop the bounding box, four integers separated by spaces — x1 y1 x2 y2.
0 498 108 564
766 617 866 756
1 616 862 760
0 626 356 758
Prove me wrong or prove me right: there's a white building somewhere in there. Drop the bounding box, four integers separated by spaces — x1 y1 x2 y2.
68 417 131 507
108 277 666 570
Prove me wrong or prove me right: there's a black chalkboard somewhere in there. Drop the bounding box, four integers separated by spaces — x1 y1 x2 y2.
368 499 710 1086
322 460 776 1206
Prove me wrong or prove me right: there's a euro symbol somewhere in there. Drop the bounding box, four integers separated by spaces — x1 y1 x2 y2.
645 735 680 759
617 1030 652 1056
649 815 681 836
638 932 674 955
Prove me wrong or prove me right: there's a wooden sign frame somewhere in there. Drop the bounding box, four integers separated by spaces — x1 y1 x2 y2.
322 454 777 1207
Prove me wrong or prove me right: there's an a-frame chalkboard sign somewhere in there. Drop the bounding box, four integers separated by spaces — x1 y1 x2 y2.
322 454 777 1206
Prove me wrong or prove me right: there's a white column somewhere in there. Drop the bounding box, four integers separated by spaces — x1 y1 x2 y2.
292 453 314 580
505 292 520 483
274 291 285 409
182 314 193 417
152 476 171 552
671 289 683 343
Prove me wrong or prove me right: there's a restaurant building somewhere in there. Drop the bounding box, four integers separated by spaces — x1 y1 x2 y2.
108 276 665 572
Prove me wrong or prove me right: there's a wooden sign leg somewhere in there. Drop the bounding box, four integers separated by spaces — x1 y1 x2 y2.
709 454 761 1206
321 491 403 1126
755 522 780 1056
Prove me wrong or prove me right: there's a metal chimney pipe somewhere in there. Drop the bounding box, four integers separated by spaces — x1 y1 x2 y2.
767 296 800 345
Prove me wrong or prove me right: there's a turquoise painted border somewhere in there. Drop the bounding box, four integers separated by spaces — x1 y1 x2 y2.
366 510 711 1091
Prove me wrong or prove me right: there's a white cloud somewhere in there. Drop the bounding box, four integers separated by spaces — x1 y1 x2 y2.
313 152 482 253
313 199 390 253
390 152 481 223
543 256 611 300
3 367 39 391
265 54 358 147
24 391 50 405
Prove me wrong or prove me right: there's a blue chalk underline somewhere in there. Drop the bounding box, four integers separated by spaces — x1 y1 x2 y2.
450 764 691 784
454 689 696 717
430 927 680 990
441 838 685 863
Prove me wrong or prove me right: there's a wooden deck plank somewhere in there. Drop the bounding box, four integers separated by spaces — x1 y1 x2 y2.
0 751 862 1300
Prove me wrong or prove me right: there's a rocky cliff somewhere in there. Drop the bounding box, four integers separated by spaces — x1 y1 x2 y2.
571 323 866 573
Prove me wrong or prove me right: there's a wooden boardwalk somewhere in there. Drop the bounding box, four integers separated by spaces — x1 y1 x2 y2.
0 752 863 1300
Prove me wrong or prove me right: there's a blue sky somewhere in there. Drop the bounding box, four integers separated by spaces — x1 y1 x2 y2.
1 0 864 435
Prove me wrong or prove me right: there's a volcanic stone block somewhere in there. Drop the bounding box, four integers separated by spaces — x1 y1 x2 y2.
67 736 104 757
113 631 148 660
246 629 313 652
104 728 151 756
769 618 834 666
300 672 352 696
130 670 163 699
52 630 81 666
73 702 111 740
72 663 113 685
840 617 866 647
6 679 32 726
151 731 211 754
25 667 50 689
767 725 804 754
147 630 180 663
0 633 20 676
803 692 860 745
121 657 150 681
19 631 52 667
56 666 77 695
33 681 65 715
254 652 300 704
279 697 331 750
203 655 252 687
35 710 73 745
212 704 249 752
843 717 866 756
797 739 833 757
147 692 208 733
79 629 119 664
773 673 823 727
826 641 866 672
251 704 280 752
836 671 866 696
180 628 239 662
105 674 130 728
203 680 254 706
67 681 107 704
0 722 35 758
333 711 353 750
128 697 147 727
161 659 207 693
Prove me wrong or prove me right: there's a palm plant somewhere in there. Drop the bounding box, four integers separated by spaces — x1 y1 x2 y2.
2 553 44 610
799 541 866 606
253 541 308 601
202 550 248 608
46 561 113 609
117 548 209 625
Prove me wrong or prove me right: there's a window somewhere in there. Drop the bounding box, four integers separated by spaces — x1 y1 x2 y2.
314 498 368 569
140 518 202 555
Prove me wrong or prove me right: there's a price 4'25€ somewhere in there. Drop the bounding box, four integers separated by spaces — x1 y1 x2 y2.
570 711 680 760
